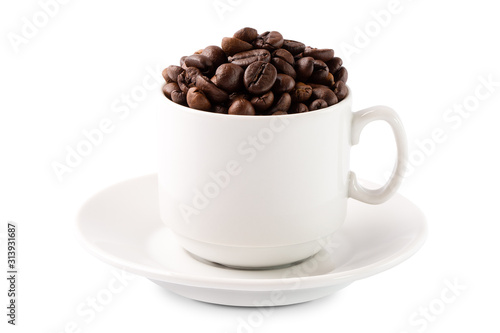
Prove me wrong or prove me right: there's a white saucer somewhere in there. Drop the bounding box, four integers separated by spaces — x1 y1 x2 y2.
76 174 427 307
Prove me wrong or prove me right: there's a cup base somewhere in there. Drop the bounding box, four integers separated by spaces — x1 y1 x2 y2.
187 250 316 271
172 232 328 269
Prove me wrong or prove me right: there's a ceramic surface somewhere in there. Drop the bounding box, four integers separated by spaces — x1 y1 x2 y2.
158 88 408 267
76 174 426 306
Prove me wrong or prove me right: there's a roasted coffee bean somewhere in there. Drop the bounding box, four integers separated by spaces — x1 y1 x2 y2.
162 82 179 99
213 105 228 114
196 75 228 103
210 75 218 85
180 56 187 68
162 69 172 83
295 57 314 82
221 37 253 56
272 111 287 115
250 91 274 112
289 103 308 114
282 39 305 55
244 61 277 94
171 89 187 105
326 57 343 74
273 74 295 94
187 87 211 111
294 53 303 62
202 45 227 69
310 72 335 87
177 67 202 93
272 49 294 65
312 86 338 106
271 57 296 79
324 73 335 87
290 82 312 102
233 27 258 43
307 83 328 89
334 67 348 83
228 92 250 102
163 81 186 104
303 47 334 62
214 63 244 93
163 28 348 115
309 99 328 111
253 31 284 51
333 81 348 101
229 49 271 67
309 60 329 83
162 82 175 98
268 93 291 114
228 98 255 115
184 54 213 73
164 65 184 82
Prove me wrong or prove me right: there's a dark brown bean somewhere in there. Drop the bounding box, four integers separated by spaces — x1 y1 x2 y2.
162 69 172 83
311 72 335 87
326 57 343 74
272 111 287 115
244 61 277 94
186 87 211 111
268 93 291 114
324 73 335 87
309 99 328 110
271 57 296 79
233 27 258 43
177 67 201 93
196 75 229 103
282 39 305 55
221 37 253 56
228 98 255 115
214 63 244 93
180 56 187 68
272 74 295 94
229 49 271 67
162 82 179 99
272 49 294 65
334 67 348 83
303 47 334 62
171 89 187 105
228 92 250 103
250 91 274 113
201 45 227 69
290 82 312 102
184 55 213 74
213 105 228 114
164 65 184 82
253 31 284 51
307 83 328 89
163 29 349 115
312 86 338 106
294 53 303 62
289 103 309 114
333 81 348 101
309 60 329 83
295 57 314 82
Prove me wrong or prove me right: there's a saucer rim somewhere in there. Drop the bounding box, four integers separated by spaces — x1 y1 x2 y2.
75 174 427 292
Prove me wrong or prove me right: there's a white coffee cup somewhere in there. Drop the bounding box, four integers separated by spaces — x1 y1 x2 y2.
158 87 407 268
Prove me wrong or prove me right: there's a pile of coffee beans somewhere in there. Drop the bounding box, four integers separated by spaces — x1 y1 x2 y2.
162 28 348 115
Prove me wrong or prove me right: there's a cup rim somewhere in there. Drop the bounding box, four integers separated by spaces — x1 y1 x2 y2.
162 85 352 119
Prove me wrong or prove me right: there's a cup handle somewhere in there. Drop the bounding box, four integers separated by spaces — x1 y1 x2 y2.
349 106 408 204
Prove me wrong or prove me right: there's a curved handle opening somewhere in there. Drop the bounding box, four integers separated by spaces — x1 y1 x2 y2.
349 106 408 204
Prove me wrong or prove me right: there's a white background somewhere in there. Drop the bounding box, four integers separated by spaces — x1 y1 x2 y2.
1 0 500 332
